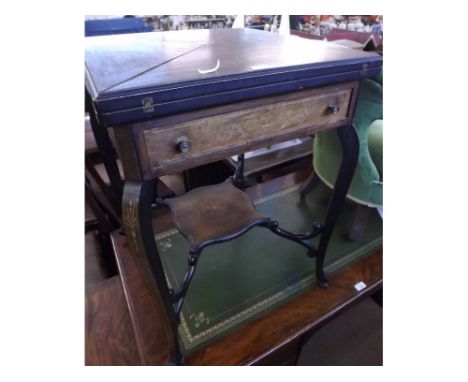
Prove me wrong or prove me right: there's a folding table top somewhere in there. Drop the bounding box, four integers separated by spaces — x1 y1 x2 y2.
85 28 382 126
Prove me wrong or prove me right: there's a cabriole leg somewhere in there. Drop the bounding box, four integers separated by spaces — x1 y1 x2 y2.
299 171 322 197
315 124 360 288
122 180 183 365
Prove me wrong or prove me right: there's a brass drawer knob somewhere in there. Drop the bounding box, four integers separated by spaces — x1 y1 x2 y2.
176 136 191 153
327 104 340 115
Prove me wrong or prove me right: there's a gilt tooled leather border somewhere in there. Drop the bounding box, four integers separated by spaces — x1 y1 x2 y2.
154 184 382 351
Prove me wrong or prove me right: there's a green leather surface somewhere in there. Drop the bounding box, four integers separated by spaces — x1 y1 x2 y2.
313 72 383 207
156 183 382 354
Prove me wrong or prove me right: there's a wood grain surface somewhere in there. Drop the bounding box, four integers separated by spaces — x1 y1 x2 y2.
85 276 140 365
143 87 351 176
187 250 382 365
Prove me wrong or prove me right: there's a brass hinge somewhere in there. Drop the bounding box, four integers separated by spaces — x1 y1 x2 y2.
361 63 369 75
142 97 154 113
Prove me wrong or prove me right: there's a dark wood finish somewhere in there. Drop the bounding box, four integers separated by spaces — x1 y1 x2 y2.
112 124 144 181
299 170 322 196
84 29 373 98
164 182 263 248
120 181 179 364
111 123 179 198
85 29 381 126
135 83 355 178
85 94 124 203
143 85 352 177
85 29 383 365
92 159 175 200
85 183 116 234
115 82 357 182
188 250 382 366
253 337 304 366
371 287 383 307
92 161 124 186
111 230 382 366
111 233 172 365
85 158 121 228
85 232 108 288
136 82 357 132
110 173 382 365
183 161 235 191
300 172 374 243
85 276 140 365
84 185 119 276
312 124 360 287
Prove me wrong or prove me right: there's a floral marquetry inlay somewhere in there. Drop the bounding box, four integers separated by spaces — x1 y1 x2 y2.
143 86 352 177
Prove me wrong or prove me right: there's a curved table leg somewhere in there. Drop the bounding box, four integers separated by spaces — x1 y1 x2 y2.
299 171 322 197
315 124 360 288
122 180 184 365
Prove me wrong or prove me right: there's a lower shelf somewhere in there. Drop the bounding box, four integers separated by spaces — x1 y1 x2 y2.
155 182 382 354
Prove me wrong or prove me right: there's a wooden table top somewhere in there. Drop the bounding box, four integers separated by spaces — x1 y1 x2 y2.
85 28 382 125
85 28 381 99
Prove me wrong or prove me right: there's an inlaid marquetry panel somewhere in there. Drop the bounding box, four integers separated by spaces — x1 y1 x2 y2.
143 87 352 176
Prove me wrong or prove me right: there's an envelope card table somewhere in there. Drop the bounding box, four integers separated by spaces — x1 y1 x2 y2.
85 28 382 364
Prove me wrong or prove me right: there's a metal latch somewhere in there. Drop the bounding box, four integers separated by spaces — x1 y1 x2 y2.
142 97 154 113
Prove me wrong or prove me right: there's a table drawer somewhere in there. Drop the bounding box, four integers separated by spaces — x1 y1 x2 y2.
142 86 353 176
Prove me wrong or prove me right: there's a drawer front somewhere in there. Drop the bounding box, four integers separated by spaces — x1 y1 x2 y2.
143 87 352 175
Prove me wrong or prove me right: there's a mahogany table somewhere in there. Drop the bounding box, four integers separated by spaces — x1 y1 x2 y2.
85 28 383 364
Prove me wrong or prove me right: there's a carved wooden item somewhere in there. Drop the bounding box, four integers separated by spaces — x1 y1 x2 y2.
85 28 383 365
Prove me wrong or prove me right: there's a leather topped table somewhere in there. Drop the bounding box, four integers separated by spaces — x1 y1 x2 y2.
105 172 383 366
85 28 382 365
